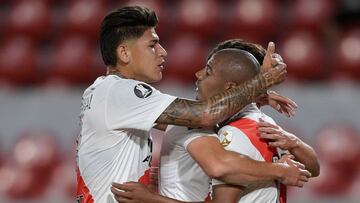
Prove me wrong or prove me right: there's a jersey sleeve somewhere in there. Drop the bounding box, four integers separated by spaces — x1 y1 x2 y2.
106 80 176 131
212 125 257 186
182 129 219 150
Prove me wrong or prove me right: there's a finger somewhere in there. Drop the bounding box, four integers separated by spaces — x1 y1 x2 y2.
112 182 135 192
293 161 306 170
272 53 283 62
277 105 291 117
267 41 276 56
268 94 297 109
258 127 280 134
263 42 276 70
282 104 296 117
300 175 309 182
257 121 276 128
260 133 282 141
282 154 295 160
111 187 133 198
268 141 286 148
296 181 304 188
300 169 312 178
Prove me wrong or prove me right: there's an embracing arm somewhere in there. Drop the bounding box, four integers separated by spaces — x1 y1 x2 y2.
187 136 311 187
156 43 287 128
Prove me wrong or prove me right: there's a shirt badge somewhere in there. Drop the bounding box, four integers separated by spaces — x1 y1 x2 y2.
134 84 153 98
220 130 232 147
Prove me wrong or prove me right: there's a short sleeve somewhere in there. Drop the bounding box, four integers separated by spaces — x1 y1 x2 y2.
212 125 257 187
106 80 176 131
182 129 219 150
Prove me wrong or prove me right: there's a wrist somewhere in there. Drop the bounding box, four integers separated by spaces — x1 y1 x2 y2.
272 163 287 181
289 135 302 151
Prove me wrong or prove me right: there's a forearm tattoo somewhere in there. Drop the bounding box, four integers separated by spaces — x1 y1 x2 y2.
157 71 276 128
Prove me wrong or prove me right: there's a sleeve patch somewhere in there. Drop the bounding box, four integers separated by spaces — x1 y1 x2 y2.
219 130 233 147
134 83 153 98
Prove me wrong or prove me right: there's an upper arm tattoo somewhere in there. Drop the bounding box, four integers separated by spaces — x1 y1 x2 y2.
156 98 206 127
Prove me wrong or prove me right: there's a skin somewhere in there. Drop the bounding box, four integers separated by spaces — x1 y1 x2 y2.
110 48 314 203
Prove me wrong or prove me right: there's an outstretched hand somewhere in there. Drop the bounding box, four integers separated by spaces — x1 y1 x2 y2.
258 119 300 150
256 90 298 117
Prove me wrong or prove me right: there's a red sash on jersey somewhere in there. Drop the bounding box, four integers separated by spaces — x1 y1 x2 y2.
229 118 287 203
76 167 94 203
138 168 151 186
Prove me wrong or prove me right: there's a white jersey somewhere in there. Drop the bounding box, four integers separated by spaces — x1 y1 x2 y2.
213 104 287 203
159 125 217 201
76 75 176 203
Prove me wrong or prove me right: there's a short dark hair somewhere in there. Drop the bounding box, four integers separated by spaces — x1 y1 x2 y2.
207 39 266 65
99 6 158 66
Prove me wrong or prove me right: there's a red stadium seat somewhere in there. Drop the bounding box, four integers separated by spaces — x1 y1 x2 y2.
0 164 44 199
310 124 360 195
47 35 100 84
225 0 278 44
334 28 360 79
13 131 60 175
0 36 39 85
173 0 220 39
62 0 107 40
288 0 337 32
278 31 326 81
47 160 76 199
163 34 208 83
5 0 51 42
315 124 360 171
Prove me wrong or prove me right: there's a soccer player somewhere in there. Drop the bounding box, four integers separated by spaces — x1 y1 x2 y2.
110 40 319 203
77 6 301 203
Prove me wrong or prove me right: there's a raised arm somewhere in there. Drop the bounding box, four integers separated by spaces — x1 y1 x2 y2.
186 136 311 186
156 42 287 128
258 120 320 177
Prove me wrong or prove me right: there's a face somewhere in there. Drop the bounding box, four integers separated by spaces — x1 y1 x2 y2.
127 28 167 83
195 54 228 101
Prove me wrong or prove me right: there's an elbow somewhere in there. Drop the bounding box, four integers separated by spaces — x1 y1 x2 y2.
310 161 321 178
204 162 228 179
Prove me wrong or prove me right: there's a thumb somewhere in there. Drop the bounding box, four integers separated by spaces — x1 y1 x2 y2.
262 42 276 71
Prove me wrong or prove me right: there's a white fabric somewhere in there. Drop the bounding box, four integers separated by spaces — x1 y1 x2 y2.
77 75 176 203
159 125 218 201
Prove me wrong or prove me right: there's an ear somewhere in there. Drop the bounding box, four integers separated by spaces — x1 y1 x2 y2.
225 81 237 90
116 44 131 64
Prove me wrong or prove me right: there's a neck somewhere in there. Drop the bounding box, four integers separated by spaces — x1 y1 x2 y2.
107 67 129 79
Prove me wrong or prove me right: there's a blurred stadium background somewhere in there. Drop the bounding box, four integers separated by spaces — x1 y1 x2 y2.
0 0 359 202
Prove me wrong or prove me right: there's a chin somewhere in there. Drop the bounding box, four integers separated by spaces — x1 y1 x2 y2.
149 74 162 83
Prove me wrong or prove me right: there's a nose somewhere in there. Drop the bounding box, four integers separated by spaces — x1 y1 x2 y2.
158 43 167 58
